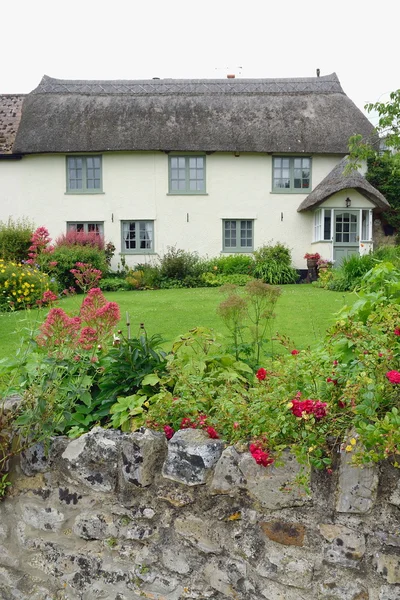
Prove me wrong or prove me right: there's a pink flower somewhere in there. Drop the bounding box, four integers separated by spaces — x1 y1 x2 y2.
394 327 400 336
326 377 338 386
333 360 338 366
249 443 274 467
291 349 299 355
78 326 98 351
198 414 208 426
256 368 267 381
233 422 240 430
163 425 175 440
206 426 219 439
386 370 400 384
41 290 58 304
180 417 197 429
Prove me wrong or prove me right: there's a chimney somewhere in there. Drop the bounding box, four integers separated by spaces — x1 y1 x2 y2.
227 74 235 79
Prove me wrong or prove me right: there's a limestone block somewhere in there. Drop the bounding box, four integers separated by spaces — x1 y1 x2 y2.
162 429 224 485
375 531 400 548
379 585 400 599
119 428 167 489
261 579 310 600
336 450 379 513
161 548 191 574
73 512 118 540
204 561 242 600
389 479 400 508
61 427 122 492
0 544 20 568
175 515 222 554
375 553 400 584
319 523 366 567
256 546 314 589
21 503 65 532
210 445 246 495
239 450 311 510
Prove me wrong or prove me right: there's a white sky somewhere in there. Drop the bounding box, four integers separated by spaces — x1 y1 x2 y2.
2 0 399 123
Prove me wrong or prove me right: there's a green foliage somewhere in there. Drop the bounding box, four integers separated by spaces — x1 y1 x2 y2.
0 259 56 311
99 277 131 292
366 155 400 231
159 246 201 281
253 242 299 284
217 280 281 364
206 254 255 275
0 217 34 263
67 326 167 434
40 244 108 290
326 253 376 292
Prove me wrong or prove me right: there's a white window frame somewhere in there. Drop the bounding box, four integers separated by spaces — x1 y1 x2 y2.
121 220 154 254
313 209 333 242
361 209 373 242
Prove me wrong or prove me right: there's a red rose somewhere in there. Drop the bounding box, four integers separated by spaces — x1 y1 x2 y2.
386 370 400 384
163 425 175 440
291 349 299 355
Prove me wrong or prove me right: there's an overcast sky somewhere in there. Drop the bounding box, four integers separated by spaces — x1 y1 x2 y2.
2 0 398 124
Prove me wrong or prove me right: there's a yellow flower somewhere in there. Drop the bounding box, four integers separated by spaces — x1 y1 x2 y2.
350 438 357 446
345 445 353 452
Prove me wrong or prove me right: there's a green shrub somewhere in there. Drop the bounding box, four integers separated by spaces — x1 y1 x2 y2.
40 245 108 290
253 242 299 284
0 217 34 263
328 253 376 291
99 277 131 292
0 259 56 311
133 264 162 289
159 247 201 280
207 255 254 275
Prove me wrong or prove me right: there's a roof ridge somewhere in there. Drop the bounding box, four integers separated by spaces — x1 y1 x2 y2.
32 74 343 96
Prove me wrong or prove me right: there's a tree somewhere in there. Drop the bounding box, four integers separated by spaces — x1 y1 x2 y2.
347 89 400 170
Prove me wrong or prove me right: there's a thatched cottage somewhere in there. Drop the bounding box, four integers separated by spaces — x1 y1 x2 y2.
0 73 389 268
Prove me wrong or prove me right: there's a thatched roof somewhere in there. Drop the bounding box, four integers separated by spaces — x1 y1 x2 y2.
0 95 24 154
297 158 390 211
13 73 376 155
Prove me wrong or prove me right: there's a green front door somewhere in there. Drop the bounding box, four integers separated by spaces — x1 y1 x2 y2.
333 211 359 265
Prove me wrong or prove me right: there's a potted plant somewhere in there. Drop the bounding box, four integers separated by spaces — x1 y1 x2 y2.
304 252 321 268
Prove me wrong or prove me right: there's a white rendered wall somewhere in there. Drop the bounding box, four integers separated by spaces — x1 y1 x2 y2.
0 152 343 269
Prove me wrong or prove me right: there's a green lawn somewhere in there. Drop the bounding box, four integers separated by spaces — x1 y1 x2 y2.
0 285 355 361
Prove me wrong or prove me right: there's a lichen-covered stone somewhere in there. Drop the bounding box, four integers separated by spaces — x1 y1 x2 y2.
161 548 191 574
210 445 246 495
73 513 118 540
260 520 305 547
60 427 122 492
261 580 310 600
119 428 167 492
336 450 379 513
375 553 400 584
20 442 49 476
375 531 400 548
21 503 65 532
239 450 311 510
162 429 224 485
319 523 366 567
203 560 242 599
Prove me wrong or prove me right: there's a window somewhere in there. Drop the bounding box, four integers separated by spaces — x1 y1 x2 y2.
223 220 253 252
313 209 332 241
169 156 205 193
272 157 311 192
361 209 372 241
122 221 154 253
66 156 102 193
67 222 104 235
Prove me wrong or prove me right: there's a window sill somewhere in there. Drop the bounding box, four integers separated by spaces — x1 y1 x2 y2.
65 191 105 195
167 193 209 196
221 249 254 254
121 251 157 255
270 189 311 194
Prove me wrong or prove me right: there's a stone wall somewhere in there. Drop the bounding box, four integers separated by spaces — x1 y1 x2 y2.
0 427 399 600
